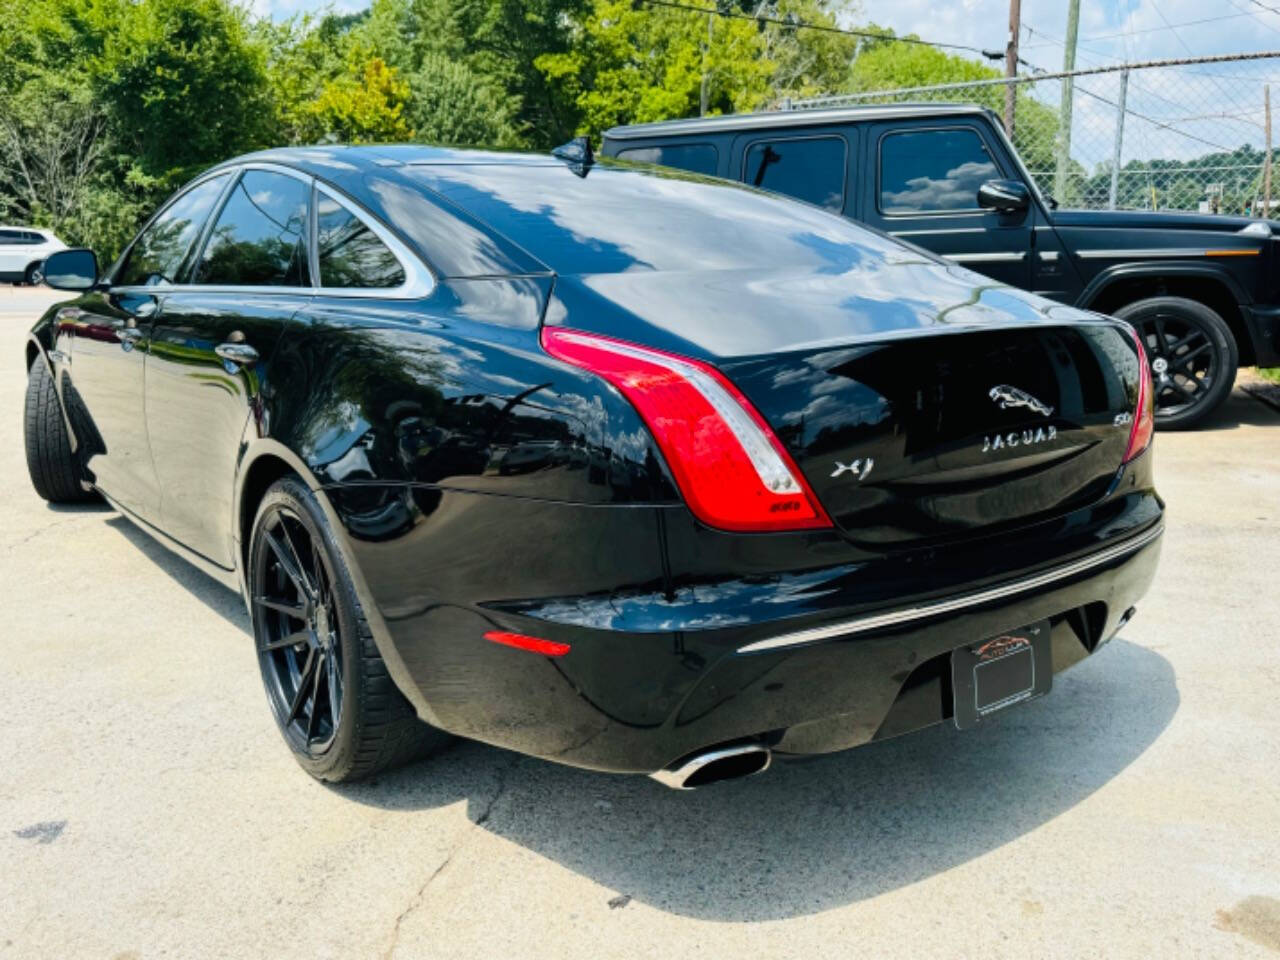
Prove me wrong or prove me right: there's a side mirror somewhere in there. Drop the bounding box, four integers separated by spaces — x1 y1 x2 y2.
977 179 1031 214
43 248 100 291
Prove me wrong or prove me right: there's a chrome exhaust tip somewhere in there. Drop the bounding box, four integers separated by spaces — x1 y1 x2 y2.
649 743 772 790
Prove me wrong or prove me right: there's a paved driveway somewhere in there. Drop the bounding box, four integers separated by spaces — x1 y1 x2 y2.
2 286 1278 959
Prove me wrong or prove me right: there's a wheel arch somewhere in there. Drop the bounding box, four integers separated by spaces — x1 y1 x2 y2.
1077 264 1256 366
233 439 437 725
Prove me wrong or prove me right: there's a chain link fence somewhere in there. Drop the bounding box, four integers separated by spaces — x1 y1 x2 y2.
787 52 1280 216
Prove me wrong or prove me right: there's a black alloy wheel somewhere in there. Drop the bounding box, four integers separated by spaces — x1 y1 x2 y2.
249 477 450 781
1114 296 1238 430
255 503 344 756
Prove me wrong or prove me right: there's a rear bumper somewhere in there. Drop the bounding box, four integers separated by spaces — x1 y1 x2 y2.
333 461 1164 775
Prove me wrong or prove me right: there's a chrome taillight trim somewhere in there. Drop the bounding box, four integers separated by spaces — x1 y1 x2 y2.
737 523 1163 654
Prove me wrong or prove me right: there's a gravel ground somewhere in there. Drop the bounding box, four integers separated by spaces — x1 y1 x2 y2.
2 286 1278 959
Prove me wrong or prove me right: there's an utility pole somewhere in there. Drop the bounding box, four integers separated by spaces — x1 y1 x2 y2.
700 12 713 117
1055 0 1081 203
1264 85 1274 217
1004 0 1021 138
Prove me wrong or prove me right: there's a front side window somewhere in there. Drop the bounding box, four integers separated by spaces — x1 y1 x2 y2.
743 136 846 211
196 170 310 286
617 143 719 177
879 128 1000 214
316 193 405 288
116 174 229 287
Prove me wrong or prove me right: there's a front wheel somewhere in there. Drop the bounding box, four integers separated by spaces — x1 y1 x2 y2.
1113 296 1237 430
24 261 44 286
248 476 450 782
23 359 93 503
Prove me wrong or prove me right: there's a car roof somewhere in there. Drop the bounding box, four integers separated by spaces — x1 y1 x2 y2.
602 103 993 140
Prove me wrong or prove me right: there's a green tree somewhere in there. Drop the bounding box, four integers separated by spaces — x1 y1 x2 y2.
94 0 273 179
536 0 775 140
293 48 413 144
406 54 521 147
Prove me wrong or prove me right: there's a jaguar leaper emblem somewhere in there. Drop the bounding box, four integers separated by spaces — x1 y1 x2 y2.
989 384 1054 417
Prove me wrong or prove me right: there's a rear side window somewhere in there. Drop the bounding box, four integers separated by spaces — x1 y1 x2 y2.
0 229 18 243
879 128 1000 214
316 193 405 288
196 170 310 286
617 143 719 177
117 174 230 286
743 136 846 211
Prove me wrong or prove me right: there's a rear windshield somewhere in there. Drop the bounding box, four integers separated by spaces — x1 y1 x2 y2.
400 161 901 277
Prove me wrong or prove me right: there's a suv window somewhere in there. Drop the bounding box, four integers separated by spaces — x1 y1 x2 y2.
0 229 18 243
316 193 405 288
117 174 230 286
196 170 310 287
743 136 845 211
879 128 1000 215
617 143 718 176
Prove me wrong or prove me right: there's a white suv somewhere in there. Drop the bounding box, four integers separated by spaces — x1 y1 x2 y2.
0 227 67 285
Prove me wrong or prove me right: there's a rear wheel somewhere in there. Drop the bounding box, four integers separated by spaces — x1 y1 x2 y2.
249 477 450 782
1113 296 1237 430
24 262 43 286
23 359 93 503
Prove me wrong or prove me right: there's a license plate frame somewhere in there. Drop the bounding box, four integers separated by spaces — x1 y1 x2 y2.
952 619 1052 730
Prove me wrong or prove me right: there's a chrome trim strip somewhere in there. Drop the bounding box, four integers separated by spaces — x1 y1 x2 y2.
945 252 1028 263
1037 251 1060 262
736 524 1163 654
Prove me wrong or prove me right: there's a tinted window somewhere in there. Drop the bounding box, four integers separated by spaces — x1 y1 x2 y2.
743 136 845 211
197 170 310 286
0 229 18 243
617 144 719 176
316 194 405 288
117 175 229 286
879 128 1000 214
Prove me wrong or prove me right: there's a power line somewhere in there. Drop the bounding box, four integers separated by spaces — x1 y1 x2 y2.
1021 12 1260 49
631 0 1003 59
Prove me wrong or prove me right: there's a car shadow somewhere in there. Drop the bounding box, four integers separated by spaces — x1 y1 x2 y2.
93 509 1177 922
103 515 250 631
331 637 1177 922
1181 386 1280 431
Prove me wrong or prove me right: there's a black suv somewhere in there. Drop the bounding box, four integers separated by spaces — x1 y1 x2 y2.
602 103 1280 427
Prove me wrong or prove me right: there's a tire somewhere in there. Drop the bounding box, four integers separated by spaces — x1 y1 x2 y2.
24 262 43 286
23 359 92 503
249 476 450 782
1113 296 1238 430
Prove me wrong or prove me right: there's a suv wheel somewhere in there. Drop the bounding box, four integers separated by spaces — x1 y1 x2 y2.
24 262 44 286
1113 296 1237 430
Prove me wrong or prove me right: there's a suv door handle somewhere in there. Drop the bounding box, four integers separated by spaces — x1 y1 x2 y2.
215 342 259 366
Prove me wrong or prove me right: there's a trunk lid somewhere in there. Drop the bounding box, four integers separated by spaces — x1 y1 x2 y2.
723 323 1140 548
548 263 1139 548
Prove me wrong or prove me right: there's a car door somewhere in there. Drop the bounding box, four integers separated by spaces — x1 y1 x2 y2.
730 128 855 218
0 228 24 277
68 173 232 522
144 166 313 569
863 122 1033 289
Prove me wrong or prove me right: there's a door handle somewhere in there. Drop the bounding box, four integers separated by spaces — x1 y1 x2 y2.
215 342 259 366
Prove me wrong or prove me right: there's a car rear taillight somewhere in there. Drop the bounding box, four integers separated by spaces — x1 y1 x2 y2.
1123 325 1155 463
541 327 831 532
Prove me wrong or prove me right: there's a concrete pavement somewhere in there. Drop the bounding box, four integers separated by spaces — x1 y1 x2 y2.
2 286 1278 959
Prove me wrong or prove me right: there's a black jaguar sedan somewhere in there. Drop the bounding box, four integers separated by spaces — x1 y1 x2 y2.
25 146 1163 789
